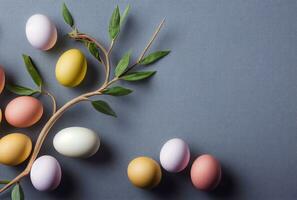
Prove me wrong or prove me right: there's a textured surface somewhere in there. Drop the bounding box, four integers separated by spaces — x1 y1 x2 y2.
0 0 297 199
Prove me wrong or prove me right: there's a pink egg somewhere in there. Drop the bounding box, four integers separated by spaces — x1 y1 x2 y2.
190 154 221 191
30 155 62 191
0 66 6 94
5 96 43 128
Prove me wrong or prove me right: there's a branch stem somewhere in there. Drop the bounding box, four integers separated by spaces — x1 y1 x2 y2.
42 90 57 115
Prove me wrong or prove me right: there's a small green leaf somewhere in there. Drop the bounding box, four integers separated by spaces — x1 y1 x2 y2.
120 4 130 26
121 71 156 81
139 50 170 65
6 84 40 96
22 54 43 87
87 42 101 62
103 86 132 96
109 6 120 40
91 100 117 117
62 3 74 27
0 180 10 184
11 183 24 200
115 52 131 77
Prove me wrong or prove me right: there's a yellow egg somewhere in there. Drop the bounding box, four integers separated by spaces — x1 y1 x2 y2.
127 156 162 189
0 133 32 166
55 49 87 87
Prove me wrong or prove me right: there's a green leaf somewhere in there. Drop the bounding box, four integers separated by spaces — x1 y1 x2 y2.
62 3 74 27
91 100 117 117
22 54 43 87
139 50 170 65
87 42 101 62
115 52 131 77
120 4 130 26
11 183 24 200
6 84 40 96
109 6 120 40
0 180 10 184
103 86 132 96
121 71 156 81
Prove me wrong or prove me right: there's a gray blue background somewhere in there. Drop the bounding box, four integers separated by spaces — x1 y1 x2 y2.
0 0 296 199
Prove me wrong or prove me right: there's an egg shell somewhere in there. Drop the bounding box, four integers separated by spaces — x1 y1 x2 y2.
160 138 190 173
30 155 62 191
55 49 87 87
53 127 100 158
26 14 57 50
190 154 222 191
0 133 32 166
127 156 162 189
0 66 5 94
5 96 43 128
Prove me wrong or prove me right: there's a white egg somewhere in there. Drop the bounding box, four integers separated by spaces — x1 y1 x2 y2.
26 14 57 50
160 138 190 173
53 127 100 158
30 155 62 191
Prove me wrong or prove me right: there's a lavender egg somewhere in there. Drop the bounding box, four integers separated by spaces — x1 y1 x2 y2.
160 138 190 172
26 14 57 50
30 155 62 191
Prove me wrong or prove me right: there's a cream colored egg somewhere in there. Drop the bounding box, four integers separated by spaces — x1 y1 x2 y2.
53 127 100 158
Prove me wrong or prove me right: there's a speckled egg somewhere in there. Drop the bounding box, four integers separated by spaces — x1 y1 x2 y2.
55 49 87 87
26 14 57 50
127 156 162 189
0 66 5 94
0 133 32 166
191 154 222 191
30 155 62 191
160 138 190 173
53 127 100 158
5 96 43 128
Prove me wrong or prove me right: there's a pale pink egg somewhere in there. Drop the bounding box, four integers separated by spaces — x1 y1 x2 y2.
190 154 221 191
0 65 6 94
5 96 43 128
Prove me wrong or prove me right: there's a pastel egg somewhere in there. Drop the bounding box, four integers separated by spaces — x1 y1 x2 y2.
127 156 162 189
55 49 87 87
0 66 5 94
53 127 100 158
190 154 222 191
0 133 32 166
5 96 43 128
160 138 190 173
26 14 57 50
30 155 62 191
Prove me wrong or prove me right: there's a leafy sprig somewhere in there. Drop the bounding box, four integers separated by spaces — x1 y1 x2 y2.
63 4 170 118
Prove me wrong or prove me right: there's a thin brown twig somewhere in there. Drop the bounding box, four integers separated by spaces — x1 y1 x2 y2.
137 18 165 62
42 90 57 115
122 19 165 76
